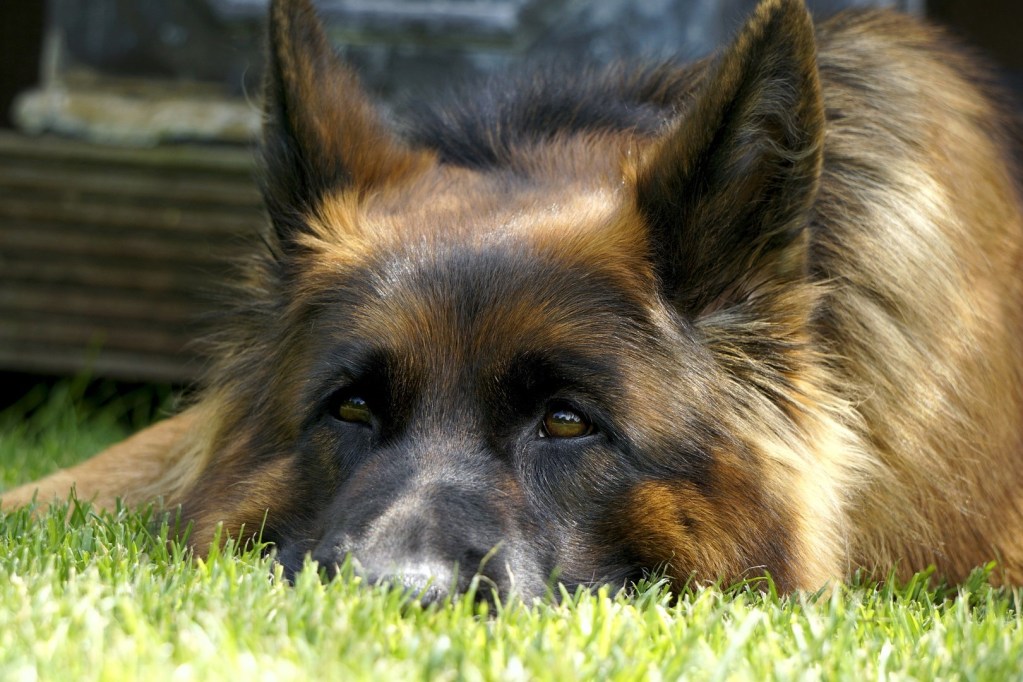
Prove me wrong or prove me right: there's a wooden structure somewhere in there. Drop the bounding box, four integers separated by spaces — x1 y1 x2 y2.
0 1 1006 385
0 131 263 381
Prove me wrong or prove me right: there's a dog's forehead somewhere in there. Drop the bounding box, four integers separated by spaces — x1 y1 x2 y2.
366 165 622 245
343 235 649 358
295 174 657 361
307 162 652 291
300 132 652 253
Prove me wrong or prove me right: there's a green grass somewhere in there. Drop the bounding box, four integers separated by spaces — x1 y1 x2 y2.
0 376 174 488
2 383 1023 680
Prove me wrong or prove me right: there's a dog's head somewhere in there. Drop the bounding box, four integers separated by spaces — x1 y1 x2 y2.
186 0 841 600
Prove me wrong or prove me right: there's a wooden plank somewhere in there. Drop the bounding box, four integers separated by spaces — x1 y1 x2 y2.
0 130 255 173
0 314 196 355
0 345 198 382
0 223 240 261
0 163 262 208
0 197 264 237
0 132 263 381
0 283 200 323
1 257 223 294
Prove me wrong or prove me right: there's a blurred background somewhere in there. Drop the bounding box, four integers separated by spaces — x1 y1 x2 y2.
0 0 1019 402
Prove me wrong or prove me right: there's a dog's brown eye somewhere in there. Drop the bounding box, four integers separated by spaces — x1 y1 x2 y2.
336 396 372 424
541 405 593 438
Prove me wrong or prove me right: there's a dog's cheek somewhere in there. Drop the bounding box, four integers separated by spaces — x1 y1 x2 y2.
183 451 305 552
606 450 797 590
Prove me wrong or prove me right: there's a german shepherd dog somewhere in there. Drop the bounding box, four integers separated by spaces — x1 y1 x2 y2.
5 0 1023 599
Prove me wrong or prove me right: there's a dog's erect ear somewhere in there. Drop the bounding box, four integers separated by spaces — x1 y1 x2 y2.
635 0 823 316
261 0 432 244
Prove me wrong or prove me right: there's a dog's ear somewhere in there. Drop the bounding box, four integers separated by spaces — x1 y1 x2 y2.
635 0 823 316
261 0 432 245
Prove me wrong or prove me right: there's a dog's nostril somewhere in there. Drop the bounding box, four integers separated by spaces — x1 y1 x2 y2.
307 547 344 581
317 559 341 581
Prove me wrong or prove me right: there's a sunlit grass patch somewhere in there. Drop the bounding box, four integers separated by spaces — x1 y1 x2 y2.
2 383 1022 680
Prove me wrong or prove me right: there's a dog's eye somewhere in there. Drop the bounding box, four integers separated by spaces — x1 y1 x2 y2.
541 404 593 438
335 395 372 425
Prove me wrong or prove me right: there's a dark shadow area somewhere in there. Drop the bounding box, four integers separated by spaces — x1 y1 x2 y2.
929 0 1023 105
0 1 45 128
0 371 179 427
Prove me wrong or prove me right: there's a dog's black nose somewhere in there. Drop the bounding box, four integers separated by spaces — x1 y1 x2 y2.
307 541 502 604
360 561 454 605
309 549 479 605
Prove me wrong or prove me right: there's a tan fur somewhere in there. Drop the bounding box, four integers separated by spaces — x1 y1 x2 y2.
812 14 1023 581
1 410 202 510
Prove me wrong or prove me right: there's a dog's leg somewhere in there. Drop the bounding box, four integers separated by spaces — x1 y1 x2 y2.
1 409 200 510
